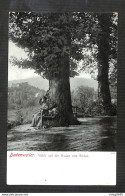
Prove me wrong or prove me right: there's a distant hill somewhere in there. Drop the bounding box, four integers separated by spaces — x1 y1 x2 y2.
70 77 98 90
8 82 46 110
8 77 49 90
8 76 98 91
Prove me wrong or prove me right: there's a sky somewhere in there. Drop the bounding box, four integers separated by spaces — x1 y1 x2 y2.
8 41 91 81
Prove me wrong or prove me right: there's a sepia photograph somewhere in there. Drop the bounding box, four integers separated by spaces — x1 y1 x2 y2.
7 12 118 152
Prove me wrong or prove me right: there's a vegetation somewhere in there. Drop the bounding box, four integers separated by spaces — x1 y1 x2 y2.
8 82 45 109
9 12 118 127
8 83 45 129
8 82 117 129
71 85 116 117
8 105 40 128
78 13 118 115
9 12 89 125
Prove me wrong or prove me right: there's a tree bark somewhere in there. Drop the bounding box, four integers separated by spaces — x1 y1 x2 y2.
48 55 79 126
98 60 114 115
97 14 116 116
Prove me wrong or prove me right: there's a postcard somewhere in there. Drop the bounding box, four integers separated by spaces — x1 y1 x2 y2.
7 12 117 185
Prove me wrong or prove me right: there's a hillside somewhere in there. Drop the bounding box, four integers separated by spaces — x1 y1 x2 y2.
70 77 98 90
8 76 98 91
8 82 45 110
8 77 49 90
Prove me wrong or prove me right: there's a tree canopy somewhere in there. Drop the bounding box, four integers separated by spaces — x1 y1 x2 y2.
9 12 92 79
9 12 118 80
78 13 118 85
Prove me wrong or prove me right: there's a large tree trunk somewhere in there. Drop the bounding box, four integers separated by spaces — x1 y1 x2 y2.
98 60 115 115
97 14 116 116
48 55 79 126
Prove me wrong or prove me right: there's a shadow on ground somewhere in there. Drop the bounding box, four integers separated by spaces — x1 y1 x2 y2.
7 116 117 151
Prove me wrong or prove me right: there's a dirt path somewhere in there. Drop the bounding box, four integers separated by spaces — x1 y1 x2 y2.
7 117 117 151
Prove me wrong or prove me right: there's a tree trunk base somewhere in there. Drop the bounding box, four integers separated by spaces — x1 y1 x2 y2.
105 104 117 116
43 116 80 127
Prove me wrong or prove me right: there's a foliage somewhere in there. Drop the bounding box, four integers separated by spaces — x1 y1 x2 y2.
79 13 118 86
9 12 91 79
16 106 24 125
71 86 98 116
9 12 118 84
71 85 117 117
8 82 45 109
77 13 117 115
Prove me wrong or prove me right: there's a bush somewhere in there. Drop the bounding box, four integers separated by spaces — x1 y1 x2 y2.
16 106 24 125
71 86 106 117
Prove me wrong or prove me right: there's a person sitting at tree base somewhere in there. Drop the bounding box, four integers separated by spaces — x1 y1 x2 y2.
31 94 57 128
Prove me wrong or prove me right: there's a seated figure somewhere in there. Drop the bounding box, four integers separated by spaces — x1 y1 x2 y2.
31 96 48 128
31 94 57 128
